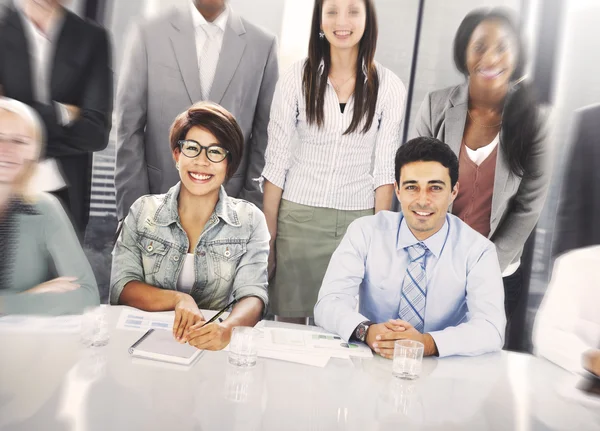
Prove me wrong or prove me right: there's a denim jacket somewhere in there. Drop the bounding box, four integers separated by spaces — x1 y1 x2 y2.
110 183 269 312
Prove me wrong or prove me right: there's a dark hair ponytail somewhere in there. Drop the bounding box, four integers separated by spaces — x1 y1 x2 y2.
454 8 542 178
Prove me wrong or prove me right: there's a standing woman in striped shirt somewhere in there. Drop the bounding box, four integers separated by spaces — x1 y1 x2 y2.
261 0 406 323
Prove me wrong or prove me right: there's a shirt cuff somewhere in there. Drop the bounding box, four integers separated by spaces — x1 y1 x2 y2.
374 174 396 190
339 311 369 343
428 330 457 358
233 286 269 317
109 277 139 305
261 164 287 190
54 102 71 126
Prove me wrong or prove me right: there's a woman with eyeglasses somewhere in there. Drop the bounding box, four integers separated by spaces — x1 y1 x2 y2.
261 0 406 324
413 8 551 326
110 102 269 351
0 97 99 315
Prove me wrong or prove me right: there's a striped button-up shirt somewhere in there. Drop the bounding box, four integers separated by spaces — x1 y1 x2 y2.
261 60 406 210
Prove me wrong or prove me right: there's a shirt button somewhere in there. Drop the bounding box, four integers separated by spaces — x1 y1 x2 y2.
174 255 180 261
199 251 206 257
147 245 153 252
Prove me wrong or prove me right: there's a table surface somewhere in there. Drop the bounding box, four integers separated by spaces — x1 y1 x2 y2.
1 306 599 431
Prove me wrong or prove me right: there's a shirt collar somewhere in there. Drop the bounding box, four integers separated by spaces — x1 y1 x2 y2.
396 214 449 258
156 182 240 227
317 58 370 82
15 0 65 43
190 2 229 33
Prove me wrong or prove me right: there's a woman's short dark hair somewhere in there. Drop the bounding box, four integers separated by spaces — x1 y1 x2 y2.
169 102 244 180
453 8 542 179
395 137 459 189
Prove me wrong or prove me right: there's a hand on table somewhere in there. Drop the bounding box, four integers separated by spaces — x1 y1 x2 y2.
365 320 409 359
173 293 204 343
26 277 80 294
370 319 438 359
186 321 232 351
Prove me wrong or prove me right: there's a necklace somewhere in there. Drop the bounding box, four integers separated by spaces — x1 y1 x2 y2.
467 109 502 128
329 74 355 93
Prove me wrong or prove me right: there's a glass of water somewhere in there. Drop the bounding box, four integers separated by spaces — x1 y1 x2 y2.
392 340 423 380
80 305 110 347
228 327 258 367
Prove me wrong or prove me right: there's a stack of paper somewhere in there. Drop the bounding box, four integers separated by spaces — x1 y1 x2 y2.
256 327 372 367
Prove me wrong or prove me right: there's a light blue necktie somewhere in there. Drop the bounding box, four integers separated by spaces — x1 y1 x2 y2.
399 243 429 332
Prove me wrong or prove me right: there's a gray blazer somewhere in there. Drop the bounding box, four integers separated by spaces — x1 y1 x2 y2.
114 6 279 220
413 83 551 271
0 194 99 315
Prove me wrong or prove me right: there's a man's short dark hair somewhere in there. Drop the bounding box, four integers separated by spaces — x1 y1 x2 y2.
394 137 459 188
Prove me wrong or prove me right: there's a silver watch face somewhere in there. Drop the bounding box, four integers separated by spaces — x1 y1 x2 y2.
357 323 368 341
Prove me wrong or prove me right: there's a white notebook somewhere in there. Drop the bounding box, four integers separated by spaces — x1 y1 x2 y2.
128 329 204 366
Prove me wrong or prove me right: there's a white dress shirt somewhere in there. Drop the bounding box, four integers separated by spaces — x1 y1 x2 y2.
16 3 67 192
314 212 506 357
190 2 229 100
261 60 407 211
534 246 600 374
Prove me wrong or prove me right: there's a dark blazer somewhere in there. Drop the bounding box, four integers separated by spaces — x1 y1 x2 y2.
0 6 113 233
552 104 600 258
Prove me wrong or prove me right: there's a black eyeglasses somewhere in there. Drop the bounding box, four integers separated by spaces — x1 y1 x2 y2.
177 140 229 163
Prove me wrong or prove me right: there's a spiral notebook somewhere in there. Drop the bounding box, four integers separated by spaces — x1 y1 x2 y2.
128 329 204 366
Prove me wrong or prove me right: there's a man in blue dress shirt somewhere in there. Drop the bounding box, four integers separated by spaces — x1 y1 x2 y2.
314 137 506 358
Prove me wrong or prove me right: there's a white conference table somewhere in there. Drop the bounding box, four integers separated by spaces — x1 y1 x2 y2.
0 306 599 431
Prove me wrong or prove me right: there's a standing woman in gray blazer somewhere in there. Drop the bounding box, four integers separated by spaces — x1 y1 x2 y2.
414 9 551 322
262 0 406 324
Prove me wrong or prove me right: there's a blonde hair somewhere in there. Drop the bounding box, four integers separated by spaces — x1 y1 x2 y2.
0 97 45 202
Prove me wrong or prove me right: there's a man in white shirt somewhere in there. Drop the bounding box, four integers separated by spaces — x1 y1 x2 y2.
115 0 279 220
0 0 113 235
534 246 600 376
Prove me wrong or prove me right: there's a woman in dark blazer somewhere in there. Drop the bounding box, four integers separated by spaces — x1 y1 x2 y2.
0 97 99 315
414 9 551 323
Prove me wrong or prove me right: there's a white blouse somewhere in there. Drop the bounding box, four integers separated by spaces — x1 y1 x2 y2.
176 253 195 294
261 60 407 211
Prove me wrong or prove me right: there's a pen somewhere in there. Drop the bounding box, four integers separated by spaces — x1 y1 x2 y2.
202 298 237 327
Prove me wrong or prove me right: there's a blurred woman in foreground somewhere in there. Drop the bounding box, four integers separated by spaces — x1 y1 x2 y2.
0 97 99 315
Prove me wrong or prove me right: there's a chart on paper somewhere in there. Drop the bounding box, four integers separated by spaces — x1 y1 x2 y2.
116 309 174 332
116 308 228 332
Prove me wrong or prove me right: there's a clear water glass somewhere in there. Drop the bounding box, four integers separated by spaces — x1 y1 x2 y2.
228 327 258 367
80 305 110 347
224 363 256 403
392 340 424 379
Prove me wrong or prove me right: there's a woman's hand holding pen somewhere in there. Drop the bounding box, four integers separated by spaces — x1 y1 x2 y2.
186 320 232 351
173 293 204 343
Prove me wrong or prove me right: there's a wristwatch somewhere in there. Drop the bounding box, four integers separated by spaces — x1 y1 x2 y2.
353 320 374 343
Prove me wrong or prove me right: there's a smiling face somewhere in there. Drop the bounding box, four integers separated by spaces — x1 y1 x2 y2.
174 126 228 198
321 0 367 51
395 161 459 241
0 110 38 187
466 18 518 92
